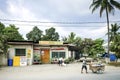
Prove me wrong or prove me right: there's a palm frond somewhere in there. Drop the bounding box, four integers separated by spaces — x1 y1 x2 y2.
100 6 105 17
107 2 115 15
90 0 102 13
110 0 120 9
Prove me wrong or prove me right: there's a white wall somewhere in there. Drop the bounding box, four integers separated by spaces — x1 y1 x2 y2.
68 51 75 59
8 44 33 65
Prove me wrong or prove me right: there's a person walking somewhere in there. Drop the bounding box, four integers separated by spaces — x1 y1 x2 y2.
58 57 63 66
81 57 88 73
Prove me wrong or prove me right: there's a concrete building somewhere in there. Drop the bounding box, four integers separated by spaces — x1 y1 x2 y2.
7 41 76 66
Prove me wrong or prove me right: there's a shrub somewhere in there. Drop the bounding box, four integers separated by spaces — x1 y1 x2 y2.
64 57 75 64
64 59 70 64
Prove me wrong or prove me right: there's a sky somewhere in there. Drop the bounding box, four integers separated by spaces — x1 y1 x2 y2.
0 0 120 41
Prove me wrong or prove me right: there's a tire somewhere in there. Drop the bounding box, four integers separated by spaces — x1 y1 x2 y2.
92 69 97 73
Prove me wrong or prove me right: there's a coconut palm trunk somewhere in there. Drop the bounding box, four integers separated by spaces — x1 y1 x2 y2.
106 6 110 54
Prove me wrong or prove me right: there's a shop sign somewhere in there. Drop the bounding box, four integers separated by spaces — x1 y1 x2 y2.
39 41 63 45
51 48 65 50
27 49 31 58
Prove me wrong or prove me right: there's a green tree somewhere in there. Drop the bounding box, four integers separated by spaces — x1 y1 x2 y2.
61 32 82 46
61 32 105 57
61 32 82 54
90 38 105 57
61 36 68 42
90 0 120 54
0 23 24 55
109 23 120 42
26 26 43 42
4 24 24 41
67 32 76 43
109 23 120 57
81 38 93 55
0 22 5 33
74 37 82 47
42 27 59 41
0 22 6 54
110 35 120 58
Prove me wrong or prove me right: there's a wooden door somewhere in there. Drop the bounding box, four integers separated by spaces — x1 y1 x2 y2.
41 49 50 63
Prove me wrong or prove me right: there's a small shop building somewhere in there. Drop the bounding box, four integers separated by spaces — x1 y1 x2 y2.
7 41 76 66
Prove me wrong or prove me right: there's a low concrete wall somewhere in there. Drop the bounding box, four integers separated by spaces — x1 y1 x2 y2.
0 54 7 66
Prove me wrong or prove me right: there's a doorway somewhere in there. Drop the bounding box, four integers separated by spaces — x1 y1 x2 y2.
41 49 50 63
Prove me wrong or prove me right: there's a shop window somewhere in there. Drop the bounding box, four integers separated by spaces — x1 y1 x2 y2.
52 52 65 58
59 52 65 58
52 52 58 58
15 49 26 56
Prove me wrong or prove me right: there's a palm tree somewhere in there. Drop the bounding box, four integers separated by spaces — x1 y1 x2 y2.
109 23 120 42
90 0 120 54
68 32 76 43
109 23 120 57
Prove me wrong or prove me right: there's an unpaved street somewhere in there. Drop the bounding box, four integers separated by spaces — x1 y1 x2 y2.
0 63 120 80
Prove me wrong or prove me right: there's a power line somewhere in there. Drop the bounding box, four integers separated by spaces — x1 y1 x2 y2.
1 22 107 27
0 19 120 24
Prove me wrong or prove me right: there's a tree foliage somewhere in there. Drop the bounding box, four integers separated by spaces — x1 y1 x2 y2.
26 26 43 42
61 32 82 46
81 38 93 55
42 27 59 41
109 23 120 57
90 0 120 17
89 38 105 57
109 23 120 42
62 32 105 57
0 22 24 54
0 22 6 54
4 24 24 41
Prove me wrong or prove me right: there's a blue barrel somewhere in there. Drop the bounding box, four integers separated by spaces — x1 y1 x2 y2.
8 59 13 66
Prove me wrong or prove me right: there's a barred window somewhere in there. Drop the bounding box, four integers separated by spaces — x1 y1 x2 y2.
52 52 65 58
15 49 26 56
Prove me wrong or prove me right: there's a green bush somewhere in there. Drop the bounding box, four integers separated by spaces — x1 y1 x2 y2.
64 57 75 64
33 53 41 64
64 59 70 64
68 57 75 62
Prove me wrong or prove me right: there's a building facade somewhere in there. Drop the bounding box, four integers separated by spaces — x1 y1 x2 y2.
8 41 76 66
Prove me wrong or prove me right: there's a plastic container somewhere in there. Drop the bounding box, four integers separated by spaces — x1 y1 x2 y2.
8 59 13 66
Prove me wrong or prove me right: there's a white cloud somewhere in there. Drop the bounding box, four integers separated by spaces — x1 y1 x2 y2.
5 0 36 39
0 9 6 18
4 0 66 40
6 0 36 20
54 25 107 40
0 0 119 41
47 0 92 16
